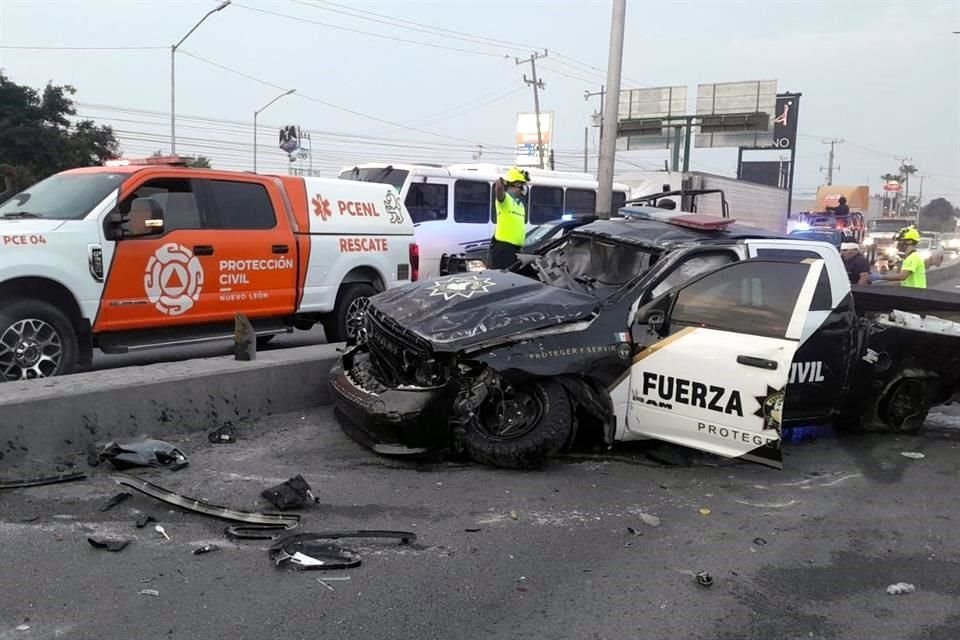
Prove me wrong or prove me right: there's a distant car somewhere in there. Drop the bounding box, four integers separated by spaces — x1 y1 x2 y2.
941 232 960 254
439 215 598 275
916 237 945 268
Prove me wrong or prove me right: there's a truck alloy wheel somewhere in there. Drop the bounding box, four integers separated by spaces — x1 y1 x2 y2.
461 379 573 469
345 296 370 341
0 318 64 380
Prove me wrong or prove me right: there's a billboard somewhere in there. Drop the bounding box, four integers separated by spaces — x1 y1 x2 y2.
616 85 687 150
695 80 777 148
279 125 302 153
515 112 554 167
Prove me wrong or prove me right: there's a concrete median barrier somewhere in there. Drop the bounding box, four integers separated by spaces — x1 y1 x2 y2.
927 258 960 286
0 344 341 467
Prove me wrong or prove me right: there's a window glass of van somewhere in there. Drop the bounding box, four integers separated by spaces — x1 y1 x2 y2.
530 186 563 225
454 180 491 224
565 189 596 216
404 183 448 224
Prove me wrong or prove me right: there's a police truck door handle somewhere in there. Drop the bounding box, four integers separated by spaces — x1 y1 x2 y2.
272 244 290 254
193 245 214 256
736 355 778 370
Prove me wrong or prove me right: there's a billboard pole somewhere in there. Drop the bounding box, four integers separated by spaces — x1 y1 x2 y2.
597 0 626 219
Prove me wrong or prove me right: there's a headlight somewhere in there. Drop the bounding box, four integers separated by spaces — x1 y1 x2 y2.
863 236 874 246
466 259 487 272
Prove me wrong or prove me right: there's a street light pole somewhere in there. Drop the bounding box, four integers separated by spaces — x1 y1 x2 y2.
170 0 231 154
253 89 296 173
596 0 627 219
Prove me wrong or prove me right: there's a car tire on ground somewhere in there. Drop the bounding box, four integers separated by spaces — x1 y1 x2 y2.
323 283 376 343
0 298 79 381
462 379 573 470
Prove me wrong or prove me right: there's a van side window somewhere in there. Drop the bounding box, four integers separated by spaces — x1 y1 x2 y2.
565 189 596 216
120 178 204 231
405 182 448 223
206 180 276 230
453 180 490 224
530 186 563 225
613 191 627 212
754 249 832 311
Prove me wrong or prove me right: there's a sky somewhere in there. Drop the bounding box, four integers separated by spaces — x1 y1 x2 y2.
1 0 958 203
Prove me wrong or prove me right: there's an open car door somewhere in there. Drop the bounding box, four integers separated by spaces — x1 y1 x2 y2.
624 259 824 468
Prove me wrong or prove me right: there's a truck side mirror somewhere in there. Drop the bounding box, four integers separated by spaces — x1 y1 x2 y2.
109 198 165 239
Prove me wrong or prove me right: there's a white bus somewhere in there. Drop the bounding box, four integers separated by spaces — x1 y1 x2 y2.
339 163 631 279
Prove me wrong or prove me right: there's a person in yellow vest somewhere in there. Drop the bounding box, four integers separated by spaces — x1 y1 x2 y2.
488 167 530 270
871 226 926 288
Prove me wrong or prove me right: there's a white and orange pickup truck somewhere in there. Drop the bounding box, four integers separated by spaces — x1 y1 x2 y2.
0 156 417 380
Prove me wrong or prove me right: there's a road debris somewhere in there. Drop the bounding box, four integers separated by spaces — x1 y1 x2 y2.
316 578 336 591
269 531 416 571
112 474 300 530
15 624 30 632
464 527 482 533
193 544 220 555
208 424 237 444
95 439 189 471
87 537 131 552
698 508 712 516
135 514 156 529
900 451 925 460
753 537 768 546
510 511 519 520
0 471 86 489
886 582 916 595
138 589 160 597
261 475 318 510
695 571 714 588
99 492 133 512
155 525 171 541
638 512 661 527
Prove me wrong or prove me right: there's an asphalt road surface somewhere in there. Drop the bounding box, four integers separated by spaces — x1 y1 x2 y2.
3 407 960 640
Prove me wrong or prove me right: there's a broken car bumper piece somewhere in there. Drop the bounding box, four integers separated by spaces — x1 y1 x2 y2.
111 474 300 530
268 531 417 571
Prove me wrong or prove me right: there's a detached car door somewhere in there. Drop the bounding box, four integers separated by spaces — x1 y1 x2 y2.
624 259 824 468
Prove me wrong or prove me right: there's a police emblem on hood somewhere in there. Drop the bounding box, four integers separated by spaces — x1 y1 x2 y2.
427 275 496 301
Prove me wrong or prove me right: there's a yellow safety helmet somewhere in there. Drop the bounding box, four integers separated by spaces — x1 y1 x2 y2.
896 226 921 243
504 167 530 184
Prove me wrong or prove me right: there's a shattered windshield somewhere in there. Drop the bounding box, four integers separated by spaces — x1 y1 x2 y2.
532 233 657 295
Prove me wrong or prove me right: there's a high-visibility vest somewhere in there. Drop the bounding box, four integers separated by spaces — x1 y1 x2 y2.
494 193 525 246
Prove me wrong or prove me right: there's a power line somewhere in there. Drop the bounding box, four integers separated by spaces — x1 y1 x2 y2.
177 49 514 150
0 45 166 51
231 2 509 59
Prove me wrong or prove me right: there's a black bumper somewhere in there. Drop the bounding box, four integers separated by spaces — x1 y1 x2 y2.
330 351 454 456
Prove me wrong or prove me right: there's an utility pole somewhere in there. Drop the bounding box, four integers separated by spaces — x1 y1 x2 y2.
897 157 913 216
583 127 589 172
596 0 626 218
516 50 548 169
472 145 484 161
820 138 843 185
585 86 605 177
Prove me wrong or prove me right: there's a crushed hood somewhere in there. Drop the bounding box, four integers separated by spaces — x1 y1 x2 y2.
369 271 599 350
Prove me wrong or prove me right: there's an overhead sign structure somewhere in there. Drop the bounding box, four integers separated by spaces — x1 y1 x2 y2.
615 86 687 151
515 112 554 167
695 80 777 149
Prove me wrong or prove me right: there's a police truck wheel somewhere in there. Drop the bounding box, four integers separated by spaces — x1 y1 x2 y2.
0 299 78 381
324 283 376 343
462 379 573 470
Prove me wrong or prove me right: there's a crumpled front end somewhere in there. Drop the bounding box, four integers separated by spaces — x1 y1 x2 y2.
331 305 457 455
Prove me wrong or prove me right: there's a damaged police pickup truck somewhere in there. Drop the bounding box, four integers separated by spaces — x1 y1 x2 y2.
331 207 960 469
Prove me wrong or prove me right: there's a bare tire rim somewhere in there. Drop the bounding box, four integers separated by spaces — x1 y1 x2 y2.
0 318 63 381
478 390 545 441
345 296 370 340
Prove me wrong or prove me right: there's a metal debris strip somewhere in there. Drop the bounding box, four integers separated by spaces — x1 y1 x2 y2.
269 531 417 572
0 471 87 489
99 492 132 512
87 537 131 552
112 474 300 529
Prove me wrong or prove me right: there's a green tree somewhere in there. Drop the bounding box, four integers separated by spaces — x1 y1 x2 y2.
0 72 118 191
186 156 212 169
918 198 959 232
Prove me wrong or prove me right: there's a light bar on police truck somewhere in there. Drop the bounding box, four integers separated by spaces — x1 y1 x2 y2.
104 155 189 167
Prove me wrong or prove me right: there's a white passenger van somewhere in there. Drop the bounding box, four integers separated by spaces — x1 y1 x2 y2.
339 163 631 279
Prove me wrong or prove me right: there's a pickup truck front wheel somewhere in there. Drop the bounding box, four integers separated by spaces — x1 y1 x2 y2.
0 299 78 381
324 283 376 343
461 379 573 469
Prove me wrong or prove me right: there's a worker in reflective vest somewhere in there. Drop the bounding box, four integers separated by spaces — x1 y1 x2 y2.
489 167 530 270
